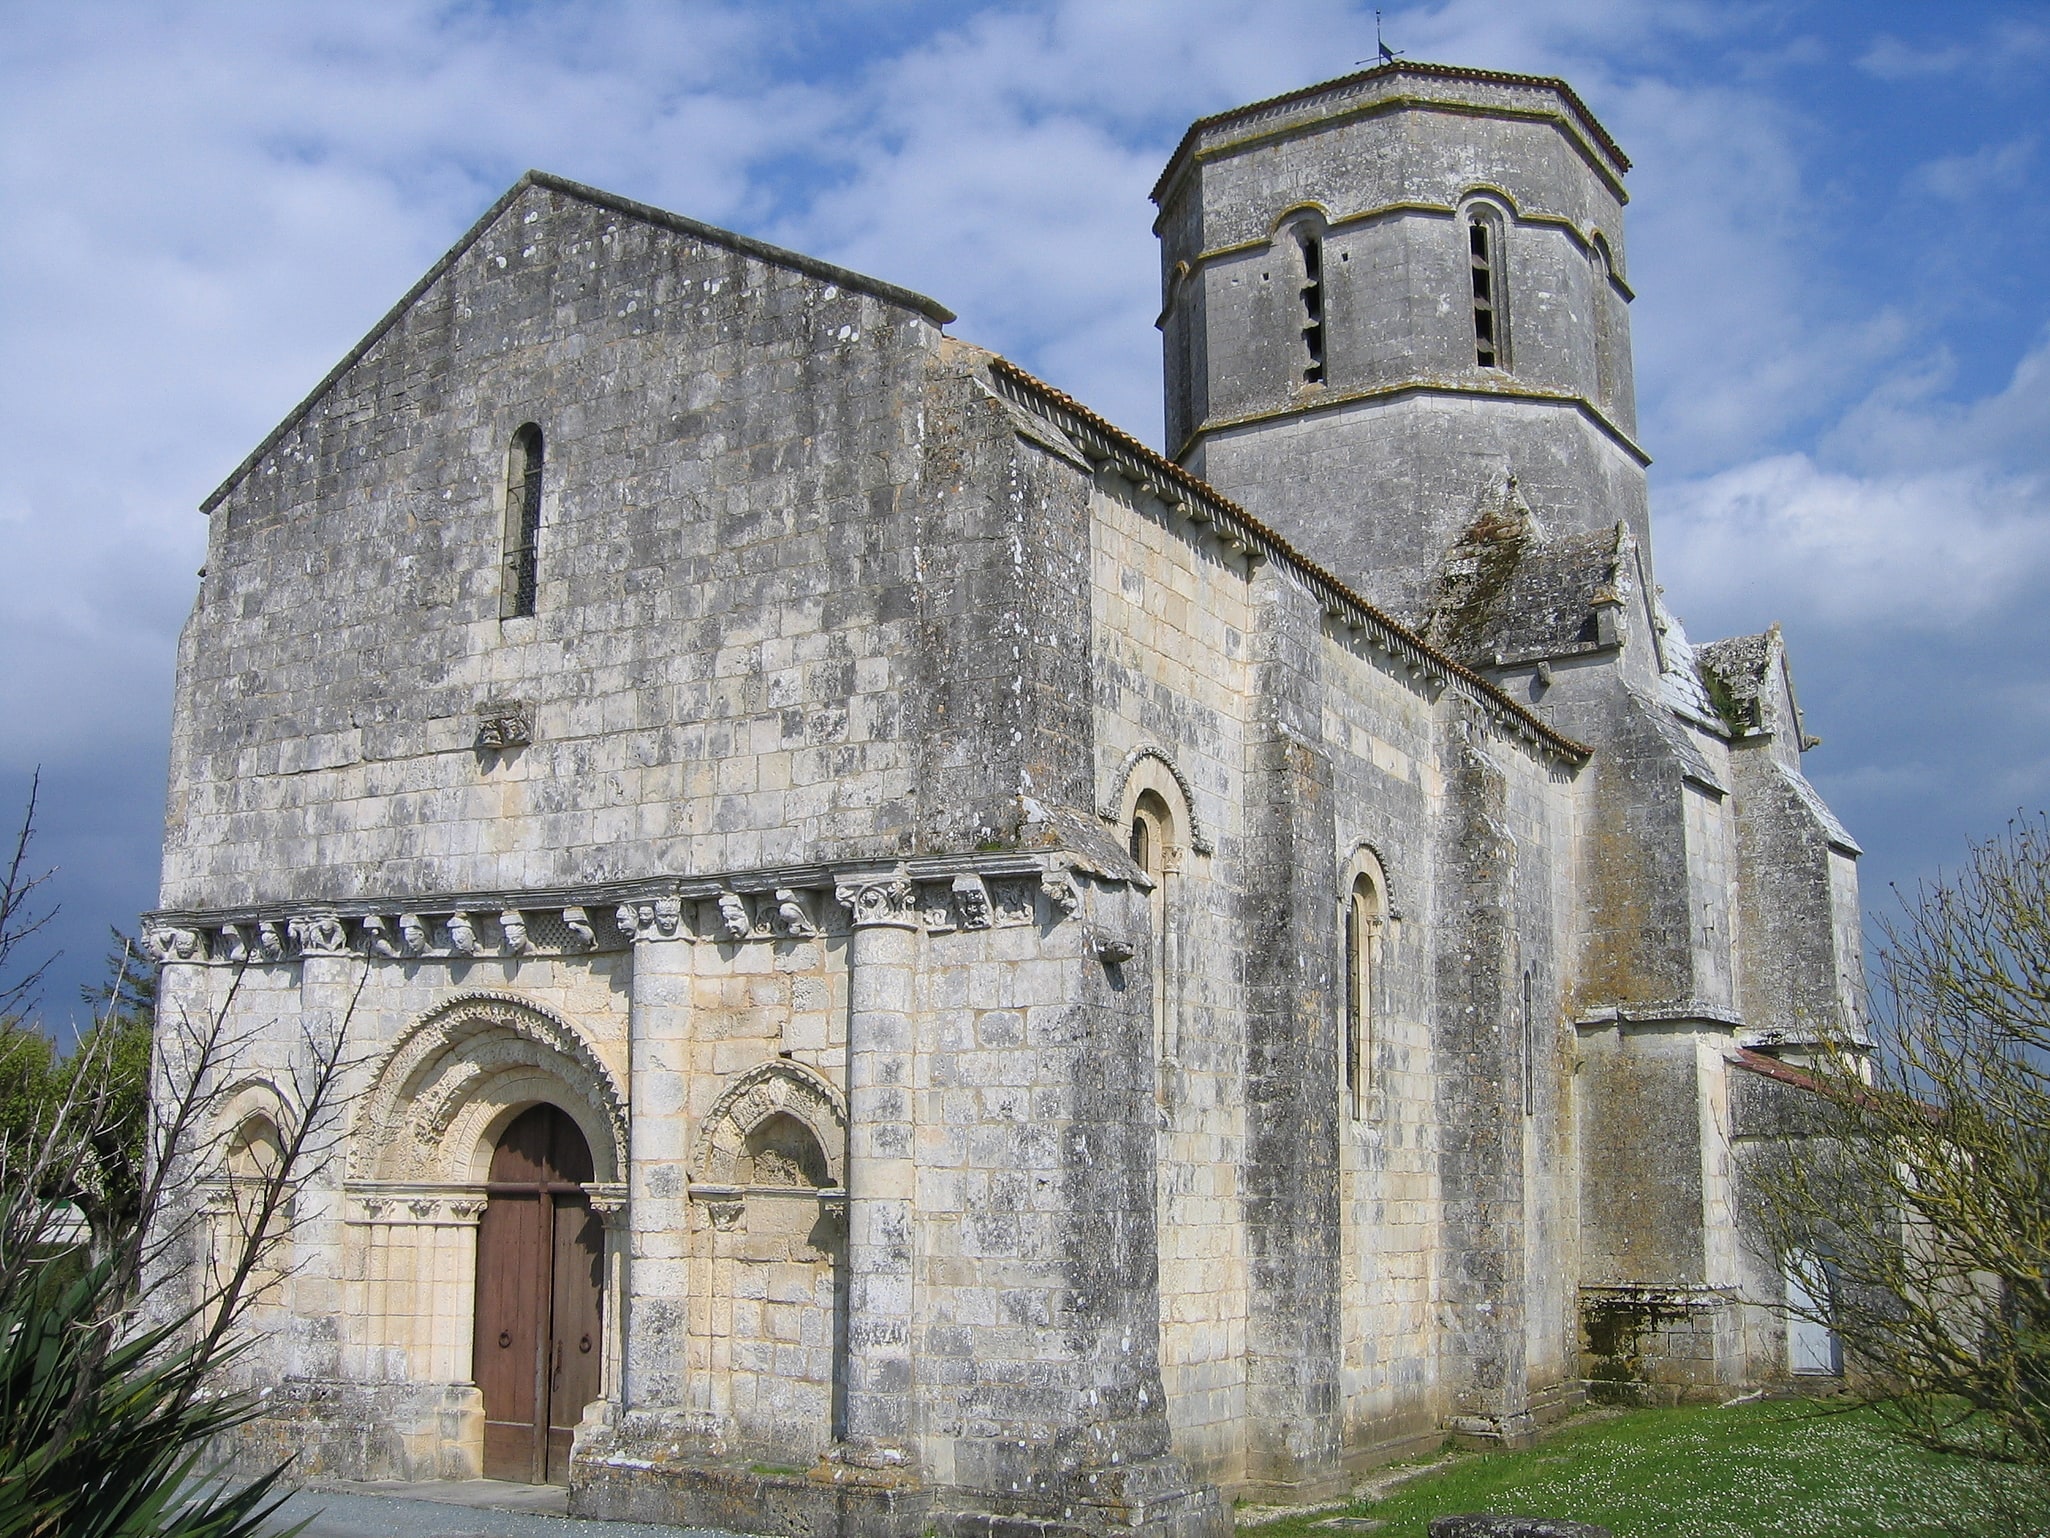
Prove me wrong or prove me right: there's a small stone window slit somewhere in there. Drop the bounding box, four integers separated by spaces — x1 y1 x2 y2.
1296 227 1326 385
501 423 544 620
1470 218 1499 369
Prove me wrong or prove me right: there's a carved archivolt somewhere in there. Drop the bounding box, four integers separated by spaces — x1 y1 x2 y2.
1100 744 1213 855
353 992 627 1184
689 1060 847 1192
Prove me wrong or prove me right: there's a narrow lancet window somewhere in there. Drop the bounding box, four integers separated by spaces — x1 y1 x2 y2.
1131 789 1175 1104
1296 227 1326 384
501 424 544 619
1345 872 1380 1117
1470 218 1500 369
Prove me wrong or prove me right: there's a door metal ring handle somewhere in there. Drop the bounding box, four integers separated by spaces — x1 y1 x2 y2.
580 1335 593 1353
498 1330 512 1348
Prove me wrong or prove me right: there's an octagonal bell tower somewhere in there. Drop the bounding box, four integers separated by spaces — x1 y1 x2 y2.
1155 63 1645 623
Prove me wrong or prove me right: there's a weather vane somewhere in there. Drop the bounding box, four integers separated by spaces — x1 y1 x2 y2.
1374 10 1404 66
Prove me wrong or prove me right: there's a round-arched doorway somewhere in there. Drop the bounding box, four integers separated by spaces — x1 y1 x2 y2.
474 1104 604 1484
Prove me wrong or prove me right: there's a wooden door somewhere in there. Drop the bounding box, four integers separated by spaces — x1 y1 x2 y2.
474 1104 601 1484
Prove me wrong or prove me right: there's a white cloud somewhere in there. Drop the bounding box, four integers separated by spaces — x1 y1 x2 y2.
1659 451 2049 634
1660 326 2050 642
1858 20 2050 82
1856 35 1972 80
1907 136 2038 203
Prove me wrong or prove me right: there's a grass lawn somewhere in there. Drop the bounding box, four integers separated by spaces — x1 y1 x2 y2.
1244 1399 2049 1538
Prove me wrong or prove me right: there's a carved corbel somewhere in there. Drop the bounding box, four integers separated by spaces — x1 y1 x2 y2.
499 909 531 954
397 913 430 956
715 891 752 943
256 921 286 961
1040 867 1081 919
951 874 993 930
358 915 403 959
772 888 818 938
562 906 596 951
616 898 683 943
1087 930 1136 965
704 1196 745 1232
218 925 252 964
142 922 203 963
287 913 346 957
445 911 479 956
834 865 920 930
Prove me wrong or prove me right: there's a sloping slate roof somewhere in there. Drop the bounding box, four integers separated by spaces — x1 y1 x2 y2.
1420 506 1623 668
1652 596 1726 731
1772 758 1862 856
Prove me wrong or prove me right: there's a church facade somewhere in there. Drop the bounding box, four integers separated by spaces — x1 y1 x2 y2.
146 63 1863 1538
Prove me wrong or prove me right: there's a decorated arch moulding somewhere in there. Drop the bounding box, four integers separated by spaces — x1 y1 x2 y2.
1340 842 1398 920
352 991 627 1186
197 1075 294 1204
1099 744 1214 856
688 1058 848 1194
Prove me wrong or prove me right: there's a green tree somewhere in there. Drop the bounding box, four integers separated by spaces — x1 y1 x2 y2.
1759 814 2050 1510
0 778 354 1538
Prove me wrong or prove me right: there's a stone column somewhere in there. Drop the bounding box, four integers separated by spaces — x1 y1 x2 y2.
288 913 358 1376
587 1182 631 1414
619 898 691 1410
833 866 923 1459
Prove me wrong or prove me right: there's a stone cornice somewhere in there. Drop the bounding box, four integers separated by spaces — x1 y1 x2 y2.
143 852 1079 965
1181 378 1649 469
1153 61 1630 211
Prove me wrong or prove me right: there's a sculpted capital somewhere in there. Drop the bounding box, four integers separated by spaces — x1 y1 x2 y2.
834 865 920 930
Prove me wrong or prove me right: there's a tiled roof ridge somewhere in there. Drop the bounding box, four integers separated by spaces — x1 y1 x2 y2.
1153 59 1629 205
200 171 955 515
1732 1047 1929 1120
986 355 1593 766
1731 1047 1832 1096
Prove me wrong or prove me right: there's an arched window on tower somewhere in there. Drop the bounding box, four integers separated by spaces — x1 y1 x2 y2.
501 424 544 619
1590 234 1618 411
1345 869 1384 1118
1294 224 1327 386
1467 212 1507 370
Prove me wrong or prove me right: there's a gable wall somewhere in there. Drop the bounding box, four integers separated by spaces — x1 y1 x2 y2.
165 185 945 912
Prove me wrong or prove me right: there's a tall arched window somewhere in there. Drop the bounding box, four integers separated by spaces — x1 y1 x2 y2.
1345 870 1383 1118
1467 211 1507 370
1131 788 1175 1098
1590 234 1618 411
501 424 544 619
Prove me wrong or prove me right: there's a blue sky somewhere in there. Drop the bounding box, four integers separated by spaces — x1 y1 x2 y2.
1 0 2046 1026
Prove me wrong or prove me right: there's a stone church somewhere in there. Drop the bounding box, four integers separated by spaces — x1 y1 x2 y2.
146 61 1864 1538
